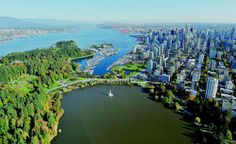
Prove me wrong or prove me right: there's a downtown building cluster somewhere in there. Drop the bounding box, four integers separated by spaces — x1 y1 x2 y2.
133 24 236 114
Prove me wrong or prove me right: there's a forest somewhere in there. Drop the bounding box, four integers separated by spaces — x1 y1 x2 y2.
0 40 93 143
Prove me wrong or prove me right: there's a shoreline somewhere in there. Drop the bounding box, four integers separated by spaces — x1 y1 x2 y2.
49 78 151 142
49 78 195 143
69 54 95 61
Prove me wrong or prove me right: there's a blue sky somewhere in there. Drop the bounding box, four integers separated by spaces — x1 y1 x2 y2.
0 0 236 23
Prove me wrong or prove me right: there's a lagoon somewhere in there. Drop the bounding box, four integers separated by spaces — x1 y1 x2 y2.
53 85 192 144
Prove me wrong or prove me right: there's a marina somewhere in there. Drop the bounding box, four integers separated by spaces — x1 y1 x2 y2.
82 43 120 74
106 52 136 70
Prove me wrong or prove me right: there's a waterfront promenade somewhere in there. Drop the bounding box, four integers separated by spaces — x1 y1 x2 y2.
47 78 152 93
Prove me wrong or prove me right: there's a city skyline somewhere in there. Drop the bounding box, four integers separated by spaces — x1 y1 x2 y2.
0 0 236 23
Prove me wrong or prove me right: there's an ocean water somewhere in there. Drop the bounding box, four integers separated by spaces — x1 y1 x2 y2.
0 28 137 75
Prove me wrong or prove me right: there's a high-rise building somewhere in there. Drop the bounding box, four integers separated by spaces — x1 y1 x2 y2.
202 42 207 52
209 48 217 59
209 60 216 71
196 36 201 50
205 77 219 99
192 71 201 82
160 44 164 54
146 35 152 45
147 60 154 73
185 24 189 35
154 66 163 76
154 47 159 56
232 28 236 40
149 51 154 60
216 51 223 59
132 46 137 53
198 54 204 64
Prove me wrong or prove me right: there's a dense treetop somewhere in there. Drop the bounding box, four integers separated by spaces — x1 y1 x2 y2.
0 40 92 143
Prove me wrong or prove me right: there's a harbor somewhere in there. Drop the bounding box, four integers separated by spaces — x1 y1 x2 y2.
82 43 120 74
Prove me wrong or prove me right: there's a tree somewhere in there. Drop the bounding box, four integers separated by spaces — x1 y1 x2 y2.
163 96 173 107
149 88 154 94
160 83 165 94
229 117 236 139
47 112 56 128
195 117 201 124
166 90 174 98
31 136 39 144
221 130 232 144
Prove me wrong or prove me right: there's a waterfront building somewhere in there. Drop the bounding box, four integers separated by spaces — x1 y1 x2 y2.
137 73 148 80
147 59 154 73
141 51 150 60
132 46 137 53
205 77 219 99
176 70 186 89
154 67 162 76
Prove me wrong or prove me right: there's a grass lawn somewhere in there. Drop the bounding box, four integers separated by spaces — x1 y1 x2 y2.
112 63 146 78
77 77 87 81
7 74 37 96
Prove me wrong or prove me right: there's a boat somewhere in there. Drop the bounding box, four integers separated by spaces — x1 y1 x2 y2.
108 89 114 97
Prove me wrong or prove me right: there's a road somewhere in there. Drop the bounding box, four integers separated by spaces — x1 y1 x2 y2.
47 78 149 93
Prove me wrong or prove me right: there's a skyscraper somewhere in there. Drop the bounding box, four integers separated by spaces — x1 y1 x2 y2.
209 60 216 71
185 24 189 35
209 48 217 59
196 36 201 50
232 28 236 40
198 54 204 64
205 77 219 99
147 59 154 73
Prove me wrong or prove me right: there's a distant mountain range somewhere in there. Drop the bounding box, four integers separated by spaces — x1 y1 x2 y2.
1 17 236 29
97 22 127 28
0 17 94 29
97 21 236 28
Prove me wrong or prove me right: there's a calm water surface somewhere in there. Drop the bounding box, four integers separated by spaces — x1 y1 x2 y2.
0 28 136 75
53 85 192 144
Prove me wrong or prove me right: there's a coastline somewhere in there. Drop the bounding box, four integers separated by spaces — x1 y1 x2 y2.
69 54 95 61
50 108 64 142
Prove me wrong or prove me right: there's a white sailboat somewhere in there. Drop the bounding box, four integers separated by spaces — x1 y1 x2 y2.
108 89 114 97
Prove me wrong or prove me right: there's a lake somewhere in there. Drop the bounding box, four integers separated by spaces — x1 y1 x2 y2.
0 28 137 75
53 85 193 144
